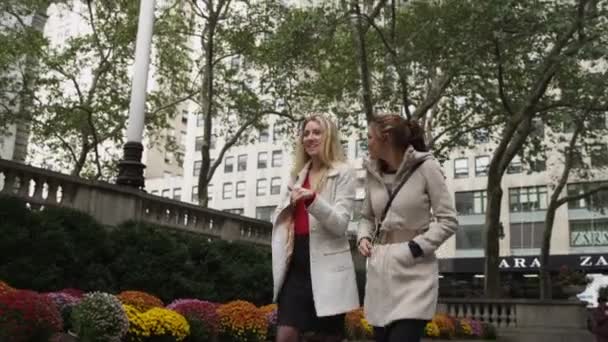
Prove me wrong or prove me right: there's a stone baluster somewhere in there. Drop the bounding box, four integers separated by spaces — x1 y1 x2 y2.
16 174 29 198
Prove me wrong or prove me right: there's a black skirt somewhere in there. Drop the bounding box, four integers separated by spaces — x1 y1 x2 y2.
277 234 345 335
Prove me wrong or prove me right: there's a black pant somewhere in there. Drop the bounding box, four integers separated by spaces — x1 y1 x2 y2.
373 319 427 342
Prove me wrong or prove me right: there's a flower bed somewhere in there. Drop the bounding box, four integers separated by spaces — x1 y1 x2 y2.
0 280 496 341
118 290 164 312
0 289 62 342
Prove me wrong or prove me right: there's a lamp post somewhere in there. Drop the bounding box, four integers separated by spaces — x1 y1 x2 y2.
116 0 156 189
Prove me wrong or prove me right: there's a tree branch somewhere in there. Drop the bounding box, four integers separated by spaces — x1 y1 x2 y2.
147 91 200 116
412 73 452 119
493 37 515 116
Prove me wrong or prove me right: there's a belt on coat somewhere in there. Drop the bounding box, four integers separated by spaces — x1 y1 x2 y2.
374 229 420 245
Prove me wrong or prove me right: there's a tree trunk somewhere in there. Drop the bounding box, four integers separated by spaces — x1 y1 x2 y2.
484 171 503 298
350 0 375 122
197 10 218 208
540 201 559 300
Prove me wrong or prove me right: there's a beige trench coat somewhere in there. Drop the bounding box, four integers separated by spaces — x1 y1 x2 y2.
357 147 458 326
271 161 360 317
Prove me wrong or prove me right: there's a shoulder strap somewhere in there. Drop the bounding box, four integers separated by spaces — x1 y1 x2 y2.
379 159 426 225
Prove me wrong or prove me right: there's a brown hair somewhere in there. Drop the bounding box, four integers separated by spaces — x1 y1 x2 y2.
370 114 427 152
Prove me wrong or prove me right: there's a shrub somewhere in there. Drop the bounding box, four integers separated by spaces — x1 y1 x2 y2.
0 280 15 295
425 321 441 338
59 288 85 299
167 299 219 341
118 290 164 312
345 308 373 340
71 292 128 342
124 305 190 342
0 289 62 342
217 300 268 342
260 304 278 339
46 291 80 331
431 313 457 338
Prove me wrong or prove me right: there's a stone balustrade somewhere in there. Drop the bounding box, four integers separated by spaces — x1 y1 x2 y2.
438 298 593 342
0 158 272 245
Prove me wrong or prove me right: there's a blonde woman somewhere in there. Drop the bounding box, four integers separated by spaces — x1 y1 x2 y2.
272 114 359 342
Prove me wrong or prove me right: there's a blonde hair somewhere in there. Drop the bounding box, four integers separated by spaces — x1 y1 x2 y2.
291 114 346 178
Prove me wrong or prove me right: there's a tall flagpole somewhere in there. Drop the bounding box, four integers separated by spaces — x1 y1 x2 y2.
117 0 156 188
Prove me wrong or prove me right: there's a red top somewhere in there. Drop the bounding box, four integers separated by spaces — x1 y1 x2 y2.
293 173 316 236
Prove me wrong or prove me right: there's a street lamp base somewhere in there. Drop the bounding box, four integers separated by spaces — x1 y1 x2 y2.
116 141 146 189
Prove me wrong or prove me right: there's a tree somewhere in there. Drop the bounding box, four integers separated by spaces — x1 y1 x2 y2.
343 0 505 160
0 0 55 153
538 108 608 298
473 0 608 297
187 1 366 206
1 0 192 179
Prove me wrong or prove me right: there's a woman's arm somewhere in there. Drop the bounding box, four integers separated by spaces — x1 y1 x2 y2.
412 159 459 255
357 179 374 245
307 166 356 237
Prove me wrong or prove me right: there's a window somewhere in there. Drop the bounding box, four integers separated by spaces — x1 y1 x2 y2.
475 156 490 176
197 114 204 127
570 220 608 247
236 181 246 198
356 139 368 158
223 183 233 199
351 199 364 222
150 190 159 195
195 136 204 151
259 127 269 143
257 152 268 169
180 131 187 146
454 158 469 178
567 182 608 211
208 184 213 201
456 225 484 250
237 154 247 171
224 208 244 215
507 155 523 174
257 179 267 196
473 128 489 144
256 206 276 222
162 189 170 198
531 119 544 139
589 113 607 131
193 161 202 176
176 152 184 167
181 110 188 124
192 186 199 203
173 188 182 201
566 146 584 168
224 156 234 173
509 186 548 212
270 177 281 195
272 150 282 167
455 191 487 215
530 157 547 173
590 145 608 167
510 222 544 249
341 141 350 158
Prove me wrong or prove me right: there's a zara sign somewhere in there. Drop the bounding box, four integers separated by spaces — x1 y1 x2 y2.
439 253 608 273
498 255 608 269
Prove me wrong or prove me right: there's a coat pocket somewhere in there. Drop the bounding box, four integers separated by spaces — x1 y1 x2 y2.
388 242 416 270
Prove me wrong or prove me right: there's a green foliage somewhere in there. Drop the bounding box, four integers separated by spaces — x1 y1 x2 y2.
0 196 273 305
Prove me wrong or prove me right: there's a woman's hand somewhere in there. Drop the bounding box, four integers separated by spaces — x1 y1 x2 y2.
358 238 372 257
290 186 315 204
